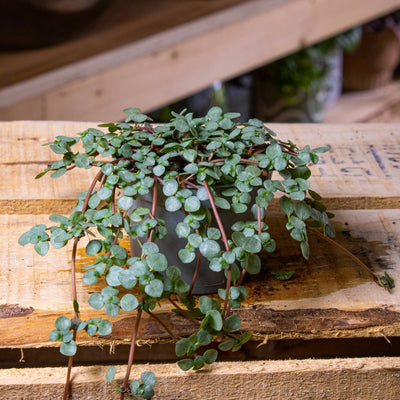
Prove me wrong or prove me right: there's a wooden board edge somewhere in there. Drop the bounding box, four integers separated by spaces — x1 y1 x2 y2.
0 357 399 399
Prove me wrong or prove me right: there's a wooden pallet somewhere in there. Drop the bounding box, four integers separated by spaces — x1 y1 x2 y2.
1 122 399 398
1 0 400 121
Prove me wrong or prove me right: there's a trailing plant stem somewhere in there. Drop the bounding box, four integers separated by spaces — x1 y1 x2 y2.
307 227 379 283
202 180 231 317
120 308 143 398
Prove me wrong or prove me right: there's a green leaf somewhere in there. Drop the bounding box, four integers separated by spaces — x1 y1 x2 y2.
295 202 311 220
188 233 202 248
175 338 190 357
111 245 127 260
97 320 112 336
175 118 190 132
145 279 164 298
105 366 116 382
243 254 261 275
97 187 113 200
207 227 221 240
55 316 71 332
177 358 194 371
60 340 77 356
300 241 310 260
34 241 49 256
120 294 139 311
51 168 67 178
166 266 181 281
153 165 165 176
271 270 295 281
206 310 223 331
218 338 235 351
279 196 294 215
176 222 191 238
203 349 218 364
49 330 60 341
223 314 241 332
178 248 196 264
49 214 70 224
86 240 102 256
182 149 197 163
105 303 120 317
88 293 104 310
142 242 159 255
175 279 190 294
198 296 220 314
141 371 156 387
242 236 262 254
119 269 137 289
193 355 205 370
75 153 89 168
130 379 140 394
117 196 134 211
199 240 221 260
184 163 198 174
165 196 182 212
308 189 322 200
163 180 179 196
18 231 32 246
147 253 168 271
184 196 201 212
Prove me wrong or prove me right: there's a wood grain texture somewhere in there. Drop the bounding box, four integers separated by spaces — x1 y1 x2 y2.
1 121 399 212
0 358 399 399
1 0 400 120
324 81 400 123
1 121 400 349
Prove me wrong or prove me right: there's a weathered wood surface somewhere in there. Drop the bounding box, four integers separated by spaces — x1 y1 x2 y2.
1 358 400 399
324 81 400 123
1 0 400 120
1 122 400 350
1 121 400 212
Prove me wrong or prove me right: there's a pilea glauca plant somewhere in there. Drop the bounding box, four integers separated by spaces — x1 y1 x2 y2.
19 106 391 399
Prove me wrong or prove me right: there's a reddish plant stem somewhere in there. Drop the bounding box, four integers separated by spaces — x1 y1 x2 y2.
184 180 200 190
202 181 229 251
63 330 77 400
146 310 176 339
202 180 231 317
236 269 246 287
120 308 143 398
307 227 379 283
168 298 200 326
188 251 202 296
83 170 104 212
63 237 80 400
257 207 262 234
210 158 259 165
279 143 298 156
63 170 103 399
148 180 158 242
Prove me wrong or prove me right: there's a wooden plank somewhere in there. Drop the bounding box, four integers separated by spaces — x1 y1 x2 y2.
324 81 400 123
1 122 399 350
0 0 250 89
1 209 399 347
1 0 400 120
1 121 400 214
0 357 399 399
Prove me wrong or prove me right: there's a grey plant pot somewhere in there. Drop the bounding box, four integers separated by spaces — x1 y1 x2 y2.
129 184 258 295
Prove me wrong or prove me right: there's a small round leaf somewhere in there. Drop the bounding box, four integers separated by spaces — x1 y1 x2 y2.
120 294 139 312
60 340 77 356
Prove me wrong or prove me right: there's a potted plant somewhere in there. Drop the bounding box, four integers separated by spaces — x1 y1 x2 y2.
18 106 391 399
253 28 361 122
343 12 400 90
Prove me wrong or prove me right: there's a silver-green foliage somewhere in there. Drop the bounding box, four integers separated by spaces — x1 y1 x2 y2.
19 106 334 397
